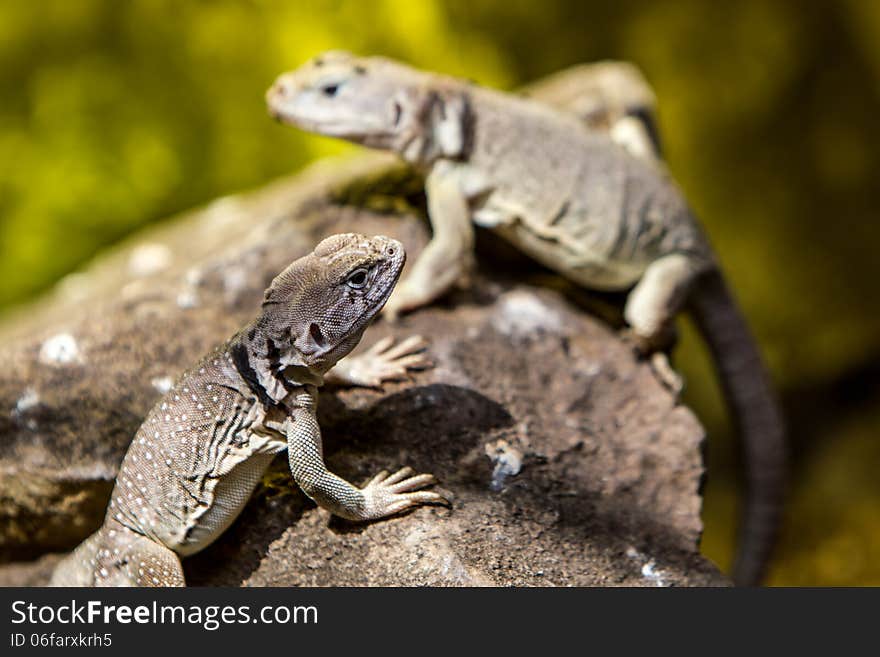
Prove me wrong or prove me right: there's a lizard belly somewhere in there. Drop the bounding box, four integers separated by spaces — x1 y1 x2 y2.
171 447 279 555
166 430 287 556
489 215 647 290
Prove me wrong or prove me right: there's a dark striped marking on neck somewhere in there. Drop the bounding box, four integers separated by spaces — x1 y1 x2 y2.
230 340 277 408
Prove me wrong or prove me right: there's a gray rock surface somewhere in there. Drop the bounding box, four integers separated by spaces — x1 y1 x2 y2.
0 154 727 586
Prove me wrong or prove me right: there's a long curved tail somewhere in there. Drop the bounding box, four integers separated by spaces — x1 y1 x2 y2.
687 269 787 586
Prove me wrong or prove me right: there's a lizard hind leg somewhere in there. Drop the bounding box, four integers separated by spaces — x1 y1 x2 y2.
624 253 702 394
50 523 185 587
94 524 185 587
49 529 105 586
624 254 696 344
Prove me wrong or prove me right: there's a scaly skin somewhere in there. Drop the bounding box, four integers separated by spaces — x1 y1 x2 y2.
50 233 446 587
266 53 787 586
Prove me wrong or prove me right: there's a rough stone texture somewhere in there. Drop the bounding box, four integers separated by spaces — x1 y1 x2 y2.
0 154 726 586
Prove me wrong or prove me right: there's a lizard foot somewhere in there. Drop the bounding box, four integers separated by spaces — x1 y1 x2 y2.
329 335 432 387
650 351 684 397
620 328 683 396
361 466 450 519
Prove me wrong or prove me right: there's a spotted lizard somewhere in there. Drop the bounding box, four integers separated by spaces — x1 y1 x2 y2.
50 233 445 586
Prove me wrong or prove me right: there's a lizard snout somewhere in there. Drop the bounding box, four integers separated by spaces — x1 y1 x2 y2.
266 75 296 108
375 237 405 264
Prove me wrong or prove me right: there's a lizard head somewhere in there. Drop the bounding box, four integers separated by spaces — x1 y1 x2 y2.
266 51 470 163
257 233 405 376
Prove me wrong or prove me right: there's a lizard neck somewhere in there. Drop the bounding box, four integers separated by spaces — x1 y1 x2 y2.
392 86 473 166
395 128 442 166
229 328 323 408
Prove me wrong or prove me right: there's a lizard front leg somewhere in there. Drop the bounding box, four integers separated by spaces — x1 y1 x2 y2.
324 335 431 387
383 162 475 319
284 390 447 520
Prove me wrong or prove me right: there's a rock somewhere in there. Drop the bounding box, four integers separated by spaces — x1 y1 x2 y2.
0 154 727 586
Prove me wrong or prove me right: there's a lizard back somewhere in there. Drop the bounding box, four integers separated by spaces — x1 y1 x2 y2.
466 86 714 289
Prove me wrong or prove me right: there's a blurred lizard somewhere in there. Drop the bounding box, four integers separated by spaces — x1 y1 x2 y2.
266 52 786 586
50 233 445 586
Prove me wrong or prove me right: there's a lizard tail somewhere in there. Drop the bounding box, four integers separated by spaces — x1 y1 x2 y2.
687 269 787 586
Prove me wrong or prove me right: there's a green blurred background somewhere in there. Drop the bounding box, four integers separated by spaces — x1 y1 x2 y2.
2 0 879 585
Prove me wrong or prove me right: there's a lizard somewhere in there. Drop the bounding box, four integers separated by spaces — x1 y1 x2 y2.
50 233 446 586
265 52 786 586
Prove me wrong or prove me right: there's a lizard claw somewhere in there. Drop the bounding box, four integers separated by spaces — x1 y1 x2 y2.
619 327 683 395
360 466 450 519
336 335 432 387
650 351 684 397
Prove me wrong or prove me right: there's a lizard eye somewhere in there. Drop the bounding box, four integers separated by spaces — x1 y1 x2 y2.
346 268 369 289
321 82 341 97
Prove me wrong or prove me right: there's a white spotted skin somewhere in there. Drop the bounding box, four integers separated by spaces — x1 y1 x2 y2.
110 346 287 555
52 345 289 586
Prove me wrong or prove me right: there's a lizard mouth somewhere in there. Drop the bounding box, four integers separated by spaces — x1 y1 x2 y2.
369 264 401 314
309 323 327 349
362 251 405 322
269 104 393 141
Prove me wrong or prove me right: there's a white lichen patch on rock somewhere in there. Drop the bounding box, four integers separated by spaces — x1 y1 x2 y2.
15 387 40 414
127 243 173 277
38 333 82 366
150 377 174 394
491 290 562 337
175 267 204 309
641 560 668 587
176 290 199 309
184 267 204 287
485 439 523 491
626 546 669 587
